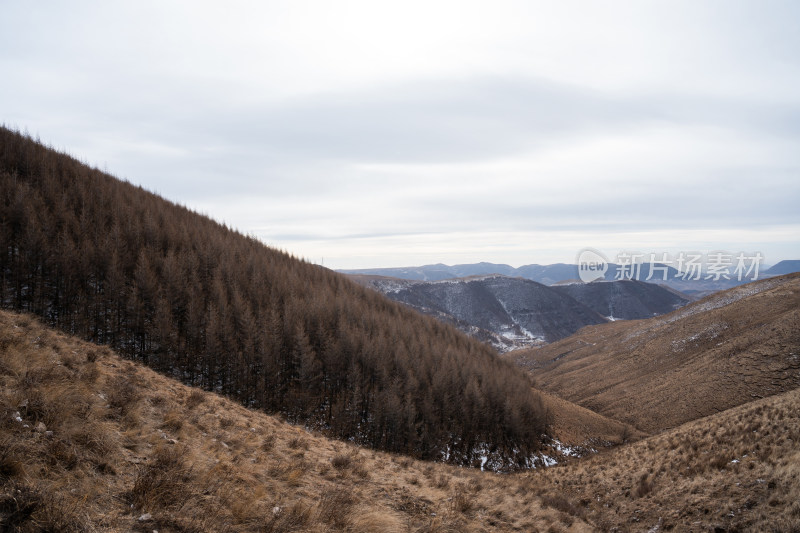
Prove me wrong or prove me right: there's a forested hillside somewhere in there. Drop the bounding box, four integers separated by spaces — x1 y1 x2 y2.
0 127 548 468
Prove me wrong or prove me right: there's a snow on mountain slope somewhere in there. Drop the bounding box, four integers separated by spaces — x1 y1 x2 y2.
350 274 608 351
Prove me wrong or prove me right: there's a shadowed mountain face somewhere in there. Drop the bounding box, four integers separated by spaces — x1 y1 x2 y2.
352 275 608 351
551 279 692 320
353 275 693 351
511 273 800 433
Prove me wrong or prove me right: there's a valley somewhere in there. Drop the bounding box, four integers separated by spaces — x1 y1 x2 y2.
1 128 798 532
351 275 690 352
511 273 800 433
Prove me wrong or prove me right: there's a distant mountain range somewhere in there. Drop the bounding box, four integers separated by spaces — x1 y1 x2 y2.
350 275 691 351
341 259 800 295
340 261 684 283
764 259 800 275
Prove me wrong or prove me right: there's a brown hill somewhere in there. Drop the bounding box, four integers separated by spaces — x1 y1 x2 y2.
510 273 800 433
0 126 547 466
0 310 589 532
530 385 800 532
537 390 644 449
3 310 797 532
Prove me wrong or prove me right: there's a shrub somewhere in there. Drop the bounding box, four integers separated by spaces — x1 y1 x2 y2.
0 439 24 480
451 490 473 515
541 493 584 518
0 481 89 532
331 453 352 470
633 473 653 498
287 436 307 450
106 376 140 417
261 433 276 451
184 389 205 410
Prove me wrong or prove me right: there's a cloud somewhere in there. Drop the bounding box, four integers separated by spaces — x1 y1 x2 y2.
1 1 799 268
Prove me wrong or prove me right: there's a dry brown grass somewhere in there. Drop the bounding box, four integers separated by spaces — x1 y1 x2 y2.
0 310 576 532
512 273 800 433
2 308 797 532
537 389 644 449
527 386 800 531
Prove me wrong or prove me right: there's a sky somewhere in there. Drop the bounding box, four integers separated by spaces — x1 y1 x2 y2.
2 1 799 269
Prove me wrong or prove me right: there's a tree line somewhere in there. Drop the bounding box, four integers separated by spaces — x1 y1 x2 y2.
0 126 549 468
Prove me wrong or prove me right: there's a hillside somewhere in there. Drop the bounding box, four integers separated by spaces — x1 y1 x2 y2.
511 273 800 433
551 279 691 320
0 126 548 466
531 385 800 532
2 310 797 532
0 310 583 532
350 274 608 351
536 390 644 449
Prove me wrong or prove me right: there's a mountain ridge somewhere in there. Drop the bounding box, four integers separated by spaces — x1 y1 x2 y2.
340 259 789 294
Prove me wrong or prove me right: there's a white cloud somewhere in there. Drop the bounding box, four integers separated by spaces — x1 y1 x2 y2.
1 0 799 269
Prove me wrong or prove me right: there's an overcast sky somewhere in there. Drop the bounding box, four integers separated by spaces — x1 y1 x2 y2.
2 1 799 269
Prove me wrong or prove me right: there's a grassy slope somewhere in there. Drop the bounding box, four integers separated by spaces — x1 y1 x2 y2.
3 310 799 532
531 387 800 532
511 273 800 433
0 310 586 533
536 390 645 448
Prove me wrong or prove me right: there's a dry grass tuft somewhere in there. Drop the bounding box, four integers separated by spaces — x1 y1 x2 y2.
184 388 205 410
264 502 312 533
0 480 90 533
128 444 194 512
287 435 308 450
450 488 474 515
316 486 355 528
330 452 352 470
632 472 653 498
